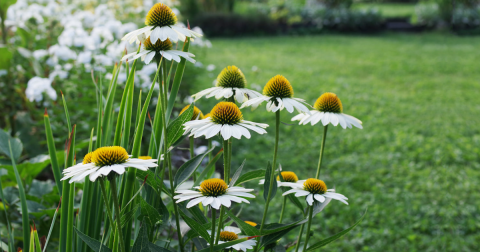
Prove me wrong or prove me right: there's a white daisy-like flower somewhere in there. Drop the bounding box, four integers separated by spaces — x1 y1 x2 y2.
61 147 160 183
259 171 301 187
183 102 268 140
121 3 201 44
240 75 310 113
207 226 257 252
121 37 195 64
283 178 348 206
174 178 255 210
291 92 362 129
191 66 263 103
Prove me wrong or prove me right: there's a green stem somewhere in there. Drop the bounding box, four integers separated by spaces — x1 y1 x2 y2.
255 111 280 252
208 139 212 162
294 223 305 252
315 125 328 179
110 179 126 252
302 206 314 252
190 137 196 181
210 209 216 252
223 140 229 180
99 179 116 233
279 196 287 223
214 206 224 245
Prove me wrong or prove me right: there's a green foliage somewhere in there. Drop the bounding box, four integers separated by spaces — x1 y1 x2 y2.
193 34 480 251
166 103 194 147
263 162 277 201
75 227 113 252
173 146 214 189
0 129 23 161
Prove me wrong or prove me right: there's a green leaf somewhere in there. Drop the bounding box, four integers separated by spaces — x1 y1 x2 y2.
148 243 176 252
132 224 150 252
138 197 162 228
0 47 12 70
225 209 260 236
173 146 214 189
196 237 251 252
179 210 211 242
193 149 223 187
166 103 194 147
74 227 113 252
234 169 266 186
121 204 140 228
312 197 332 217
260 221 305 249
8 141 29 251
229 159 246 187
306 209 367 251
263 162 276 201
0 129 23 161
262 219 307 236
44 112 62 194
166 38 190 121
179 202 207 224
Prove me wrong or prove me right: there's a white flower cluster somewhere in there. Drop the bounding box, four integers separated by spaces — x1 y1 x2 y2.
4 0 211 102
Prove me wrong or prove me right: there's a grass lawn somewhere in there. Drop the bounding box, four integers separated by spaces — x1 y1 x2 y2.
352 3 416 18
189 33 480 251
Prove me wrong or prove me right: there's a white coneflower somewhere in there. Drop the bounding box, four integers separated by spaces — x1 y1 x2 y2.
191 66 262 103
259 171 302 187
121 37 195 64
183 102 268 140
283 178 348 206
61 146 160 182
207 226 257 252
291 92 362 129
240 75 310 113
121 3 201 44
174 178 255 209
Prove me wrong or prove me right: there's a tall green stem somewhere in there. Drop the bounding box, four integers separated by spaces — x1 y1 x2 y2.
99 180 116 233
190 137 196 181
315 125 328 179
110 179 126 252
294 222 305 252
255 111 281 252
160 60 184 252
210 209 216 252
302 206 314 252
279 197 287 223
223 140 229 180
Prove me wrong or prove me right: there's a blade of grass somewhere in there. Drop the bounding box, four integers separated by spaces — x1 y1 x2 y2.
121 69 135 150
93 71 103 149
66 126 76 252
9 140 29 252
29 226 34 252
0 170 14 252
166 38 190 121
61 92 71 133
43 201 60 252
103 63 121 146
33 222 42 252
43 109 62 194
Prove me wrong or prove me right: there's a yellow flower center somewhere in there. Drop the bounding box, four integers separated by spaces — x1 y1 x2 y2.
244 221 257 227
263 75 294 98
144 37 173 52
180 105 204 120
145 3 177 27
210 102 243 125
82 152 93 164
303 178 327 194
139 156 152 160
216 66 246 88
219 231 238 242
276 171 298 182
199 178 228 197
91 146 129 167
314 92 343 113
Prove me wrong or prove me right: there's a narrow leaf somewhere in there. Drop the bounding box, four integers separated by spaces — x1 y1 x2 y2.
132 224 150 252
263 162 277 201
225 210 260 236
173 146 214 189
166 38 190 121
179 211 211 242
166 103 194 147
234 169 266 186
193 149 223 187
74 227 112 252
229 159 246 187
138 197 162 228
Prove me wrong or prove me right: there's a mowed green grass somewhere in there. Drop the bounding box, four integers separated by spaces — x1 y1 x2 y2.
188 33 480 251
